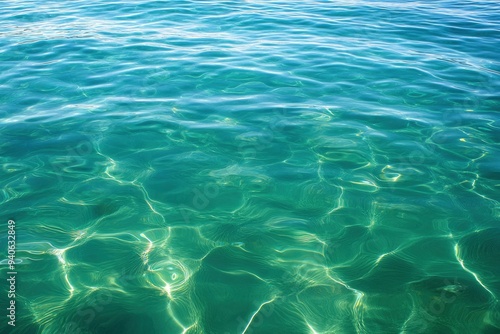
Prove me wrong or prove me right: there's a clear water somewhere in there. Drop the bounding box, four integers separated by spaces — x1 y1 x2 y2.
1 0 499 333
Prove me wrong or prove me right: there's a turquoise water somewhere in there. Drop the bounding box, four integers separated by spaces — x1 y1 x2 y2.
1 0 500 333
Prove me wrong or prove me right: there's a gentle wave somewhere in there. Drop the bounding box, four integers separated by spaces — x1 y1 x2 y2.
1 0 499 333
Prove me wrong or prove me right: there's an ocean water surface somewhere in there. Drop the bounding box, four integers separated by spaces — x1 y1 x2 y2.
1 0 500 333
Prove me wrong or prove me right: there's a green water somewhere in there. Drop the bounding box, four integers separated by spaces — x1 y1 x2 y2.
1 0 500 333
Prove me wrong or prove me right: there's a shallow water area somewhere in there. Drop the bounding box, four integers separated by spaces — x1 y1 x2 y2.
1 0 500 333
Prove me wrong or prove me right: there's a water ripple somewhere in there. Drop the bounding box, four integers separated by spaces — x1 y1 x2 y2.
1 0 500 333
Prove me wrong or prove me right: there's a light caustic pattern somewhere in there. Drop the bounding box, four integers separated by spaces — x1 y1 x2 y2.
1 0 500 333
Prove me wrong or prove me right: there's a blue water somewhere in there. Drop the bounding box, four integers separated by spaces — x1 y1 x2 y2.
1 1 500 333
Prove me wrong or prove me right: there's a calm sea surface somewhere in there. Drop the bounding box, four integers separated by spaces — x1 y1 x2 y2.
1 0 499 333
